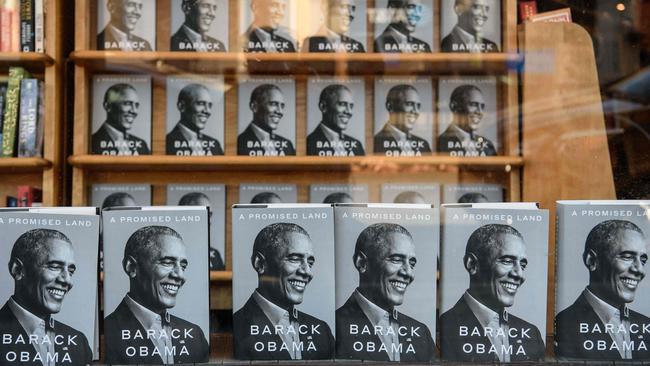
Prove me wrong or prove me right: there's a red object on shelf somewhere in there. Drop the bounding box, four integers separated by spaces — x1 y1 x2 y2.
519 1 538 21
17 185 41 207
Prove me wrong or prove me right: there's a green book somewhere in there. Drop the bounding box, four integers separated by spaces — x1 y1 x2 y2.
1 67 28 157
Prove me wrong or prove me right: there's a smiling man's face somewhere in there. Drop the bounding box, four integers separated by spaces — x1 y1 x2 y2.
474 234 527 309
106 88 140 132
253 0 287 29
262 232 315 308
181 87 213 131
322 88 354 132
597 229 648 305
22 239 76 316
390 88 421 133
327 0 356 34
456 0 489 35
186 0 218 33
253 88 285 131
110 0 143 32
132 235 188 313
366 232 416 309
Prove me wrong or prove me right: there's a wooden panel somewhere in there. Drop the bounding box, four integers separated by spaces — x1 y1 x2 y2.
521 22 616 336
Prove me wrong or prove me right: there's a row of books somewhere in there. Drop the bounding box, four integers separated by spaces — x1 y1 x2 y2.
0 67 44 157
95 0 502 54
3 185 41 206
92 75 499 158
0 200 647 364
92 182 503 271
0 0 44 52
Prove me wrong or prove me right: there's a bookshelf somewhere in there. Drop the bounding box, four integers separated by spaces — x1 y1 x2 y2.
69 0 538 361
0 0 64 206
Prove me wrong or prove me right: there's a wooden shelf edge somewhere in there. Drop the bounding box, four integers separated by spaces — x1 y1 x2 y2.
0 52 54 66
210 271 233 282
68 155 524 171
0 157 52 172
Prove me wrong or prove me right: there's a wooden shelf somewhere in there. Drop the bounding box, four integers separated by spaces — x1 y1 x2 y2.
69 51 522 76
210 271 232 282
0 158 52 172
0 52 54 70
68 155 523 172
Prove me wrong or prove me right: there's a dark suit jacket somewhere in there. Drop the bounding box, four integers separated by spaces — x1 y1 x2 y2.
373 123 431 155
166 123 224 156
555 292 650 360
104 298 209 364
440 28 499 53
303 35 365 53
237 123 296 156
438 124 497 156
306 124 365 156
374 26 432 53
170 26 226 52
440 296 545 362
233 295 335 360
0 302 92 366
243 27 296 53
97 26 152 51
91 123 151 155
336 294 436 362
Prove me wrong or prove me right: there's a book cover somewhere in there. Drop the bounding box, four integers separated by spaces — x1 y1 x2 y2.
96 0 156 51
306 77 365 156
90 184 151 209
439 203 549 362
232 204 336 360
239 183 297 204
239 0 297 52
554 200 650 360
90 75 152 156
0 207 100 365
381 183 440 207
102 206 210 364
167 184 226 270
374 77 433 156
2 67 27 157
440 0 501 53
17 185 41 207
442 183 504 203
237 77 296 156
166 76 225 156
169 0 228 52
19 0 34 52
310 184 368 203
17 78 38 157
437 76 499 156
34 0 43 52
372 0 434 53
5 196 18 207
0 82 8 146
334 203 438 361
6 0 19 51
299 0 367 53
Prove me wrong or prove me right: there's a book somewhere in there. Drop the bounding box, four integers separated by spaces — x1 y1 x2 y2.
1 0 19 51
167 184 226 270
2 67 28 157
0 207 100 365
440 0 501 53
102 206 210 364
439 202 549 362
554 200 650 360
34 0 42 52
306 77 365 156
239 0 297 52
19 0 34 51
237 77 296 156
90 75 152 155
96 0 155 51
442 183 504 203
232 204 336 360
17 185 41 206
437 76 499 156
519 1 538 22
372 0 434 53
309 184 369 203
334 203 438 361
166 76 225 156
17 78 40 157
90 184 151 209
5 195 17 206
381 183 440 207
239 183 297 204
374 77 433 156
169 0 228 52
530 8 572 23
0 1 12 51
0 82 8 146
299 0 367 53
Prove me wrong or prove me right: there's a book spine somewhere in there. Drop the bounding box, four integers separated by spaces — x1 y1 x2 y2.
1 67 26 157
34 80 43 156
19 0 34 52
5 196 17 207
34 0 41 52
519 1 538 21
17 185 31 206
0 1 11 52
17 78 37 157
8 0 19 51
0 83 8 148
